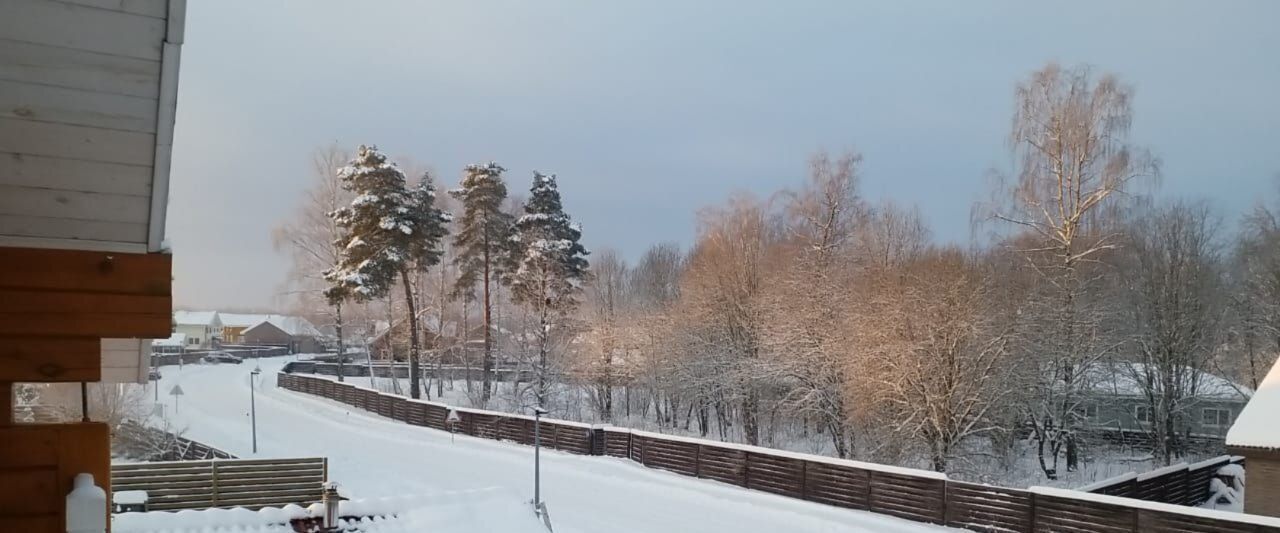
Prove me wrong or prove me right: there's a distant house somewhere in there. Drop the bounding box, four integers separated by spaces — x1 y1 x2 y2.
173 311 223 349
241 316 324 354
151 333 187 354
220 313 280 344
1227 356 1280 517
1078 363 1250 438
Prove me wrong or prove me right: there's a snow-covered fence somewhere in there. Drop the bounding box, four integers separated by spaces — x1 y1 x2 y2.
277 372 1280 533
1078 455 1245 507
111 457 328 512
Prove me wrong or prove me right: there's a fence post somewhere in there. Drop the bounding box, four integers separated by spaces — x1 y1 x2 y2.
211 460 220 508
1028 490 1038 531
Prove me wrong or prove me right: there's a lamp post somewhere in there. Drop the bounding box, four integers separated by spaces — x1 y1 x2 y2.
250 367 261 454
533 405 548 514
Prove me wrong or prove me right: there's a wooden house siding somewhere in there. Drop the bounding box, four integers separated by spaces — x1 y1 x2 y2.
0 0 181 253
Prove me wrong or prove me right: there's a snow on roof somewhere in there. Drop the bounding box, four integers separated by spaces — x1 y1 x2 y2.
1227 356 1280 450
244 315 323 337
1089 363 1250 401
219 313 274 328
173 310 219 326
151 332 187 347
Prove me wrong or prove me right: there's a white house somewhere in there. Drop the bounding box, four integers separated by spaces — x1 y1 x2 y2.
173 310 222 349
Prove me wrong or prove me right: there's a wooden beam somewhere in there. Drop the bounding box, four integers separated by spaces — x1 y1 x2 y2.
0 246 170 295
0 312 169 338
0 289 169 314
0 383 10 426
0 338 100 382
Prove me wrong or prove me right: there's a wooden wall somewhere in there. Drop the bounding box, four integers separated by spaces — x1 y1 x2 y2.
0 423 110 532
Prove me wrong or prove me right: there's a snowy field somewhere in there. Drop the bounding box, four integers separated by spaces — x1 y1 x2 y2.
139 356 955 533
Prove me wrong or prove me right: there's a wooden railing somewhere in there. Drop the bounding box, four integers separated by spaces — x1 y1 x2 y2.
111 457 327 512
277 372 1280 533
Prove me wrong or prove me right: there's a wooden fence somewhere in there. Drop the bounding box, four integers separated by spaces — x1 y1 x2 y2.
111 457 327 512
1078 455 1244 507
277 372 1280 533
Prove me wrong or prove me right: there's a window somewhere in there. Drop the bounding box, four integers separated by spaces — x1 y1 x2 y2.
1202 408 1232 427
1082 404 1097 419
1134 405 1151 424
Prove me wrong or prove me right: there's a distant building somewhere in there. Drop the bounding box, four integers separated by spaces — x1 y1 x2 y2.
172 311 223 349
151 333 187 354
1078 363 1250 438
241 316 324 354
1227 357 1280 517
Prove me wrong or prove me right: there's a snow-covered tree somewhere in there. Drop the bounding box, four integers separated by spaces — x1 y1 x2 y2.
511 172 590 406
325 145 448 399
450 162 518 404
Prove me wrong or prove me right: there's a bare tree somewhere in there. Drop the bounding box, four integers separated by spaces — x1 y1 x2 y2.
981 63 1158 479
580 248 629 421
681 194 780 445
854 248 1015 473
762 150 864 457
273 144 353 378
1120 201 1225 464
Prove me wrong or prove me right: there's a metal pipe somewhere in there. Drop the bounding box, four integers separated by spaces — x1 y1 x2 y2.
250 369 260 454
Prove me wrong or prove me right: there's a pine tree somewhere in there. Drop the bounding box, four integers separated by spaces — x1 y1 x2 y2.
325 145 448 399
450 162 517 404
511 172 590 407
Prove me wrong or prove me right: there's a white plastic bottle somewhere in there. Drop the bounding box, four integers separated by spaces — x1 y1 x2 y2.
66 473 107 533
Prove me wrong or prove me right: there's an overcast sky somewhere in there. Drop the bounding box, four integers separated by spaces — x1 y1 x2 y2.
167 0 1280 310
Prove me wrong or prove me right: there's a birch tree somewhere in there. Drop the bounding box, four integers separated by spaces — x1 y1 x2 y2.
273 144 352 378
983 63 1158 479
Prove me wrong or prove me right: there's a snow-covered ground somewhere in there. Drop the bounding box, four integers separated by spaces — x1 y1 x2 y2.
139 356 954 533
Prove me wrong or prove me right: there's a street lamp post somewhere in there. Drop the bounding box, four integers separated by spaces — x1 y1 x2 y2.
533 406 548 514
250 367 261 454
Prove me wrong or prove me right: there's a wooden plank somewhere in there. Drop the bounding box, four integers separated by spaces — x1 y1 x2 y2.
0 311 170 337
0 152 151 196
0 213 147 244
0 469 58 514
56 0 168 19
0 289 168 313
0 117 155 166
0 247 171 294
0 39 160 98
0 0 166 60
0 427 58 467
0 337 99 381
0 79 157 133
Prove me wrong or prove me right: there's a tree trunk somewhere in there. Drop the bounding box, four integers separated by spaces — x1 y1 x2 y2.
402 270 422 400
335 301 345 383
482 240 494 404
537 297 548 408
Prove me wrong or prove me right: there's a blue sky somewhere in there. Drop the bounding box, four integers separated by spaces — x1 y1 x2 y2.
168 0 1280 309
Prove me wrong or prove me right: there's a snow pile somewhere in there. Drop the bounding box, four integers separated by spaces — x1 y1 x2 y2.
1201 463 1246 512
1226 357 1280 449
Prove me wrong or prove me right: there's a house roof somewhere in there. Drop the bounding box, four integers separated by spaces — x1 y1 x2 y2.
1227 357 1280 450
1089 363 1251 402
173 310 220 326
243 315 323 338
151 333 187 347
219 313 275 328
